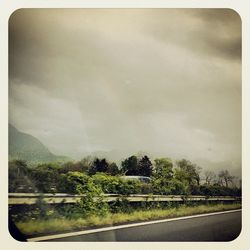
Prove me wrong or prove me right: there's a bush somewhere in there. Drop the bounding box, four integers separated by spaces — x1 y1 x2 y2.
109 198 132 213
140 183 153 194
152 178 188 195
91 173 150 195
58 171 99 194
199 184 241 197
57 172 109 218
9 160 34 192
92 173 121 193
29 163 61 193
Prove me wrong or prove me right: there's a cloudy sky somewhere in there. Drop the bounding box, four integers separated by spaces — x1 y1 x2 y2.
9 9 241 176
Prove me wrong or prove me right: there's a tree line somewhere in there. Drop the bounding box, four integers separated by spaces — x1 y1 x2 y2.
9 155 241 197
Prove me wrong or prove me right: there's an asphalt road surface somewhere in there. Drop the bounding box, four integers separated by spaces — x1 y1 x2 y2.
45 210 241 242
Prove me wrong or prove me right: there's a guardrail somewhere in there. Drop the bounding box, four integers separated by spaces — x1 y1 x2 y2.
8 193 241 205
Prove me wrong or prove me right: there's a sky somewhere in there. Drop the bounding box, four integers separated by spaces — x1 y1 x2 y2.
9 9 241 177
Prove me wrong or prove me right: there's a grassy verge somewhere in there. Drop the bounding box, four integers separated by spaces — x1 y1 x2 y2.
16 203 241 236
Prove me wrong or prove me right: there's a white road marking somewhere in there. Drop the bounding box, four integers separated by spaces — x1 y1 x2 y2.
27 209 241 242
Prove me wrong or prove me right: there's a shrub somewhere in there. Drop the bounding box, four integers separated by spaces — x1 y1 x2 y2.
57 171 109 218
92 173 121 193
58 171 98 194
29 163 61 193
109 198 132 213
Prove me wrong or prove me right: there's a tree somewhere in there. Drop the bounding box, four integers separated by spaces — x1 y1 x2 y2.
9 159 28 177
107 162 120 176
59 161 88 174
151 157 175 195
88 158 109 175
29 163 61 192
138 155 153 177
174 159 202 195
218 170 235 187
153 158 173 180
79 156 95 172
97 158 109 172
9 160 33 192
121 155 138 175
204 170 216 185
175 159 201 186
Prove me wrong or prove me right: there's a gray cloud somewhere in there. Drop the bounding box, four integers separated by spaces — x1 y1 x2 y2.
147 9 241 61
9 9 241 177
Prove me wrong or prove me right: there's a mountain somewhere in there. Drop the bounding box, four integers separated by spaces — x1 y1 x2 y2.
9 124 69 164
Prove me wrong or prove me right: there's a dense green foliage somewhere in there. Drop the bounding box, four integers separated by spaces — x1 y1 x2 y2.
9 156 241 197
151 158 182 195
9 160 34 193
121 155 139 175
9 156 241 229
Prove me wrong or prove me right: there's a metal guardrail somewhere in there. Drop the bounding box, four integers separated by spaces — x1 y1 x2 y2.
8 193 241 205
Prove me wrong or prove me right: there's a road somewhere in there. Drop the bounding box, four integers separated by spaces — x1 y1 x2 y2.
39 210 241 242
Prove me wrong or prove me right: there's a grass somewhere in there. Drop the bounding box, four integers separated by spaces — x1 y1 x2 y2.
16 203 241 236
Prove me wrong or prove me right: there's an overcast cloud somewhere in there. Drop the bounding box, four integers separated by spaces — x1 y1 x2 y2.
9 9 241 177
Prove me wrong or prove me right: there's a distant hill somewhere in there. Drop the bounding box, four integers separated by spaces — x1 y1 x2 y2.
9 124 69 164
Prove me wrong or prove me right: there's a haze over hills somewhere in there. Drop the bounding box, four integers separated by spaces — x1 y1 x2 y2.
8 10 241 181
9 124 69 164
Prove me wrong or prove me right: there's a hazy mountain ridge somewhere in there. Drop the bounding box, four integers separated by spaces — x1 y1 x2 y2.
9 124 69 163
